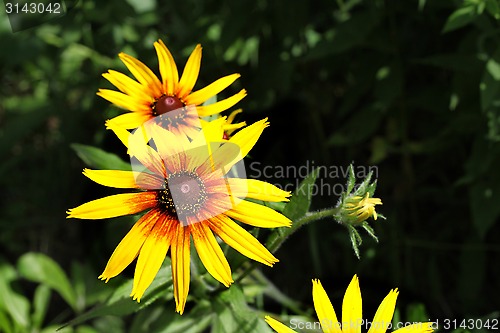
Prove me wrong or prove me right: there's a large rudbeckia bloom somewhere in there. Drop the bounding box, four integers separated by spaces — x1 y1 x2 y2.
67 118 291 314
266 275 434 333
98 39 246 138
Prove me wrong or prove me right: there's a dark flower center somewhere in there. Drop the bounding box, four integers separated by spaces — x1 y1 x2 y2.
153 95 185 116
157 171 207 220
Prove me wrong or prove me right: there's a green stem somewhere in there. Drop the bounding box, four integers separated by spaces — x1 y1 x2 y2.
267 207 340 253
234 206 339 284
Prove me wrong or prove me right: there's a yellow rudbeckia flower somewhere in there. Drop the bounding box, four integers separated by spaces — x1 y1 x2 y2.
67 119 291 314
266 275 434 333
98 39 246 137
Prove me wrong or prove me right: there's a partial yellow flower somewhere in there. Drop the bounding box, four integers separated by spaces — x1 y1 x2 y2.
98 39 246 136
222 109 246 139
266 275 434 333
344 193 383 223
67 118 291 314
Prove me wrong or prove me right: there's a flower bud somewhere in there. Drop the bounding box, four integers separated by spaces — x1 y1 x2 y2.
333 164 384 258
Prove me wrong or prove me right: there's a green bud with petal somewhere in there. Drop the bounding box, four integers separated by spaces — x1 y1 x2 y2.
333 164 385 258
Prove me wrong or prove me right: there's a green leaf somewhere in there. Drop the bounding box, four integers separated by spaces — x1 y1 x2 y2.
211 285 273 333
75 326 101 333
354 171 374 196
347 225 362 259
485 0 500 19
130 302 212 333
126 0 156 13
366 179 378 198
63 259 173 328
70 262 88 313
346 164 356 194
264 201 286 212
463 138 500 236
442 5 477 33
405 303 429 322
361 222 378 242
418 0 426 11
469 177 500 238
70 261 114 309
480 47 500 140
17 252 77 311
60 44 93 79
60 44 113 77
486 57 500 81
0 261 30 329
245 198 286 213
283 168 320 221
32 285 51 330
71 144 131 171
0 310 13 333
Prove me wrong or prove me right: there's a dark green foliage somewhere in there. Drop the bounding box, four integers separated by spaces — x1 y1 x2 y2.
1 0 499 331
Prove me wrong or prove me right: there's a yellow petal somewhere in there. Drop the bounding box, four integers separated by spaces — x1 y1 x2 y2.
177 44 202 99
208 214 278 266
227 109 243 125
119 52 162 98
342 275 362 333
184 73 241 105
150 123 190 173
196 89 247 117
102 70 150 100
224 178 291 202
224 117 268 160
66 192 156 219
154 40 179 95
84 166 165 191
197 141 239 176
194 116 226 145
171 224 191 314
191 222 233 287
209 118 268 173
128 125 167 177
223 121 246 136
312 279 342 333
187 147 214 176
107 112 152 130
83 169 137 188
105 120 157 158
265 316 298 333
367 289 399 333
131 214 174 302
99 209 161 282
97 89 152 113
225 200 291 228
392 323 434 333
183 118 226 172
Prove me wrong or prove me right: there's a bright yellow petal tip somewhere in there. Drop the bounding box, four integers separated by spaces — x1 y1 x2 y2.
265 316 298 333
312 279 342 333
367 288 399 333
342 275 362 333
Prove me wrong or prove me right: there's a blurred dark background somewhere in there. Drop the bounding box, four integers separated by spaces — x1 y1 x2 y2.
1 0 499 331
